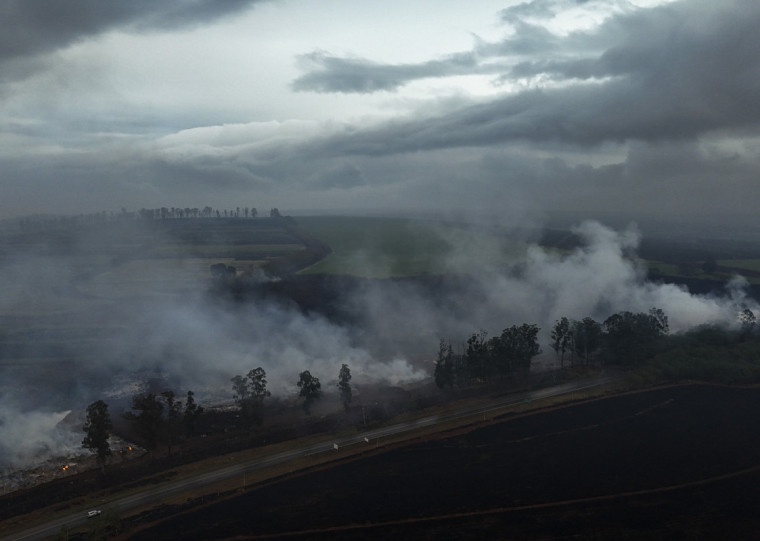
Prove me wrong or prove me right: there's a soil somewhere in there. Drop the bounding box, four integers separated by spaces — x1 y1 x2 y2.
126 384 760 540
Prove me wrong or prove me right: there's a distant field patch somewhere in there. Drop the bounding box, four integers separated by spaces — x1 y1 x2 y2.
80 258 243 298
296 216 527 278
719 259 760 273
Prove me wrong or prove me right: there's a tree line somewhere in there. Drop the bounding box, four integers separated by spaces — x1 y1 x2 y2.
17 206 290 231
81 364 353 469
82 390 203 472
434 323 541 388
434 308 671 389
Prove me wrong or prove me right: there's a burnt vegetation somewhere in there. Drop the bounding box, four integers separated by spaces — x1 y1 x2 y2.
4 212 760 539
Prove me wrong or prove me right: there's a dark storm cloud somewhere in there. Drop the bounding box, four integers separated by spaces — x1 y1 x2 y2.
290 22 562 95
291 51 482 93
295 0 760 155
0 0 267 63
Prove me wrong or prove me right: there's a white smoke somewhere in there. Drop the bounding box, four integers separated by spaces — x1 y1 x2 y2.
0 408 83 470
0 218 755 470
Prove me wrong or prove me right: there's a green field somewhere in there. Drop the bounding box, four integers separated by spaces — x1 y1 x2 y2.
296 216 528 278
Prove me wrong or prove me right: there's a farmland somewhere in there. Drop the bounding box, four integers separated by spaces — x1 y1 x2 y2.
128 384 760 540
3 214 760 538
295 216 528 278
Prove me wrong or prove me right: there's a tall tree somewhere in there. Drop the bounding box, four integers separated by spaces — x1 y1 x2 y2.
82 400 112 473
571 317 603 366
297 370 321 415
434 339 455 388
183 390 204 436
337 364 352 412
124 392 164 453
231 367 270 426
739 307 757 339
550 317 572 369
603 309 668 365
492 323 541 374
161 390 183 457
464 329 490 381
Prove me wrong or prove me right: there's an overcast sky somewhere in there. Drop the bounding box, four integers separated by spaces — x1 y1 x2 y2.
2 0 759 226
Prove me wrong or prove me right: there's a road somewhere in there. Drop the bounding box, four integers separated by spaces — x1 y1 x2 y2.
4 372 615 541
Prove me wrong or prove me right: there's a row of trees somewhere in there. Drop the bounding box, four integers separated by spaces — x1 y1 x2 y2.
18 206 289 231
434 308 671 389
230 364 353 421
82 390 204 470
82 364 355 468
550 308 669 368
434 323 541 388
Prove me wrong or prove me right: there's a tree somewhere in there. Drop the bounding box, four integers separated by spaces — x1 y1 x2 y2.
231 367 270 426
550 317 572 369
297 370 321 415
464 329 490 381
434 339 455 388
337 364 352 411
183 390 204 436
739 308 756 339
602 309 668 365
161 390 183 457
123 392 164 453
82 400 112 472
492 323 541 374
571 317 603 366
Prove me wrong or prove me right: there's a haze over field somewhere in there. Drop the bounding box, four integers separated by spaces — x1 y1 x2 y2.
1 0 760 472
1 0 759 226
0 218 757 470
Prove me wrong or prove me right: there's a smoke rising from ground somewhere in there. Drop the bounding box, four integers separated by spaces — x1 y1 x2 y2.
0 218 756 470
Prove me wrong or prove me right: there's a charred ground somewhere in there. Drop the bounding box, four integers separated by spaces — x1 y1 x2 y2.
128 384 760 540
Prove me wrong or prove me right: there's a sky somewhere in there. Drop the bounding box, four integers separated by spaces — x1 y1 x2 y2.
2 0 760 225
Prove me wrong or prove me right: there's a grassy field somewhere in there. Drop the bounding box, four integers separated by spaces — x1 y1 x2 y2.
296 216 528 278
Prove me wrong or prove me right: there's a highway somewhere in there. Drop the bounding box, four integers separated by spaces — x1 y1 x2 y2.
4 372 615 540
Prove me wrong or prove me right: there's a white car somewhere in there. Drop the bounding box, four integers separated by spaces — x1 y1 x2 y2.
87 510 102 519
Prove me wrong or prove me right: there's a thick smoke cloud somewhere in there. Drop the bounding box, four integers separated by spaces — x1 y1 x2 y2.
0 219 755 472
348 220 755 359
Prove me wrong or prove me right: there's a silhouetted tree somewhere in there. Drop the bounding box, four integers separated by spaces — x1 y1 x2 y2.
491 323 541 374
337 364 352 411
550 317 572 369
231 367 271 426
82 400 112 473
124 393 164 453
603 308 668 365
297 370 321 415
465 329 490 381
161 390 183 457
183 390 204 436
434 339 456 388
571 317 603 366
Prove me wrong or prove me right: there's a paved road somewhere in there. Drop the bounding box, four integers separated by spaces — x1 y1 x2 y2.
4 372 615 541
